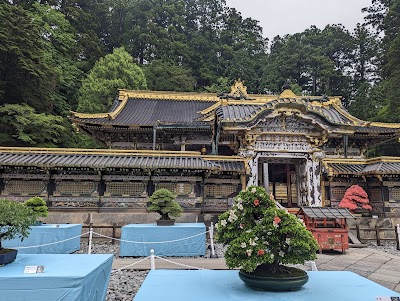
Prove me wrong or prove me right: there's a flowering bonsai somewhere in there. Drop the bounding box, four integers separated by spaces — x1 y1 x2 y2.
338 185 372 213
0 199 37 263
216 186 318 289
147 189 183 225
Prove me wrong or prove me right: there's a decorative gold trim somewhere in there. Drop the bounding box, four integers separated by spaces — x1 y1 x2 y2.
229 80 249 99
120 90 220 101
198 100 223 115
70 112 109 119
279 89 296 99
0 147 201 157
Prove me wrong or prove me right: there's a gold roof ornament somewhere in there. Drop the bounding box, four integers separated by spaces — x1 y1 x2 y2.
279 81 297 99
230 80 249 99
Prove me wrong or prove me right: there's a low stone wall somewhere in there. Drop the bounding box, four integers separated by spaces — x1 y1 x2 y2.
41 211 203 238
347 217 400 240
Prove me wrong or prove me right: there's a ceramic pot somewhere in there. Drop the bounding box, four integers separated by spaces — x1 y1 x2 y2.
0 249 18 265
156 219 175 226
238 269 309 291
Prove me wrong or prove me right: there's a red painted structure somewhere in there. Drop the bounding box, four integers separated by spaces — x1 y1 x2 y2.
296 207 354 254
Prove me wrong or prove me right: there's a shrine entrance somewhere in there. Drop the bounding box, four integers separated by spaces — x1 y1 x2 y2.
257 158 308 208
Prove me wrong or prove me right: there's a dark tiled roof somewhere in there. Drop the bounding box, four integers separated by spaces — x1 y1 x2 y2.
216 105 263 121
298 207 354 219
329 163 366 174
353 126 398 134
217 99 354 126
327 161 400 174
0 152 245 173
79 98 213 126
363 162 400 174
212 160 246 172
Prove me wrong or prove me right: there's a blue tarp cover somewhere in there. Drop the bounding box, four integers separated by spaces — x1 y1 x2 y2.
120 223 206 257
0 254 113 301
3 224 82 254
134 270 400 301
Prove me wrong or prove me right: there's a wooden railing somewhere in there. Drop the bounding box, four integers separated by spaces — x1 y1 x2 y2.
82 223 122 245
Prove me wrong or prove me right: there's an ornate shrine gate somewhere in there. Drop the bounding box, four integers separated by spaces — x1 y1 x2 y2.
239 115 326 207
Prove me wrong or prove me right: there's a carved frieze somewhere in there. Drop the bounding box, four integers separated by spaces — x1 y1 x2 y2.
253 116 326 134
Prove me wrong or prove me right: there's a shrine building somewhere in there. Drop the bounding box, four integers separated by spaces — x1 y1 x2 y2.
1 81 400 219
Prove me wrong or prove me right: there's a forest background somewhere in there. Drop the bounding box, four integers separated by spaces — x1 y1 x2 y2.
1 0 399 155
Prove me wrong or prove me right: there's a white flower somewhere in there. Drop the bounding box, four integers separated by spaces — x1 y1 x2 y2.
269 193 275 200
237 203 243 210
237 197 243 203
286 238 291 244
254 236 259 241
270 254 274 259
241 242 247 248
279 250 285 257
249 239 256 246
267 232 272 235
273 222 279 228
228 211 237 222
246 249 252 257
220 220 227 227
251 188 257 193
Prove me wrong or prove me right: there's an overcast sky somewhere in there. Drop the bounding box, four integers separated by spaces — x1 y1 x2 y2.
225 0 372 40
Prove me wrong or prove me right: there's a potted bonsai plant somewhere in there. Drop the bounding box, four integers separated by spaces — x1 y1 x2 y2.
216 186 319 291
147 188 183 226
338 185 372 216
24 196 49 225
0 199 37 264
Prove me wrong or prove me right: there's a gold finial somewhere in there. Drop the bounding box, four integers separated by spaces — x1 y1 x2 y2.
279 81 296 99
229 79 249 99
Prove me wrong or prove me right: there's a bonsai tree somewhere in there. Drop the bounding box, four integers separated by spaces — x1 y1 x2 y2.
216 186 319 289
0 199 37 252
24 197 48 220
338 185 372 213
147 189 183 220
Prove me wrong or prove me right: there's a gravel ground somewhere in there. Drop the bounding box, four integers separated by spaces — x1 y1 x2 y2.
74 239 400 301
75 239 226 301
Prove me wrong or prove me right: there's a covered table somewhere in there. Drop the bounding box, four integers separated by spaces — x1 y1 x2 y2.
120 223 206 257
0 254 113 301
3 224 82 254
134 270 400 301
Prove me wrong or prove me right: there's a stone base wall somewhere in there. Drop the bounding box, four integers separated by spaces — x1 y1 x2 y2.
347 217 400 240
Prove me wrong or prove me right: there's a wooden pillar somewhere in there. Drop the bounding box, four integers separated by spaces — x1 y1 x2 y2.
263 163 269 193
286 164 292 207
241 174 247 191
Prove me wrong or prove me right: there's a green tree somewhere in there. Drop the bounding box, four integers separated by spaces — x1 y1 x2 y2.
262 25 354 101
77 47 147 113
147 189 183 220
204 77 232 93
0 2 52 112
0 199 37 251
0 104 66 147
24 197 48 219
144 60 196 91
29 3 83 115
59 0 108 72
